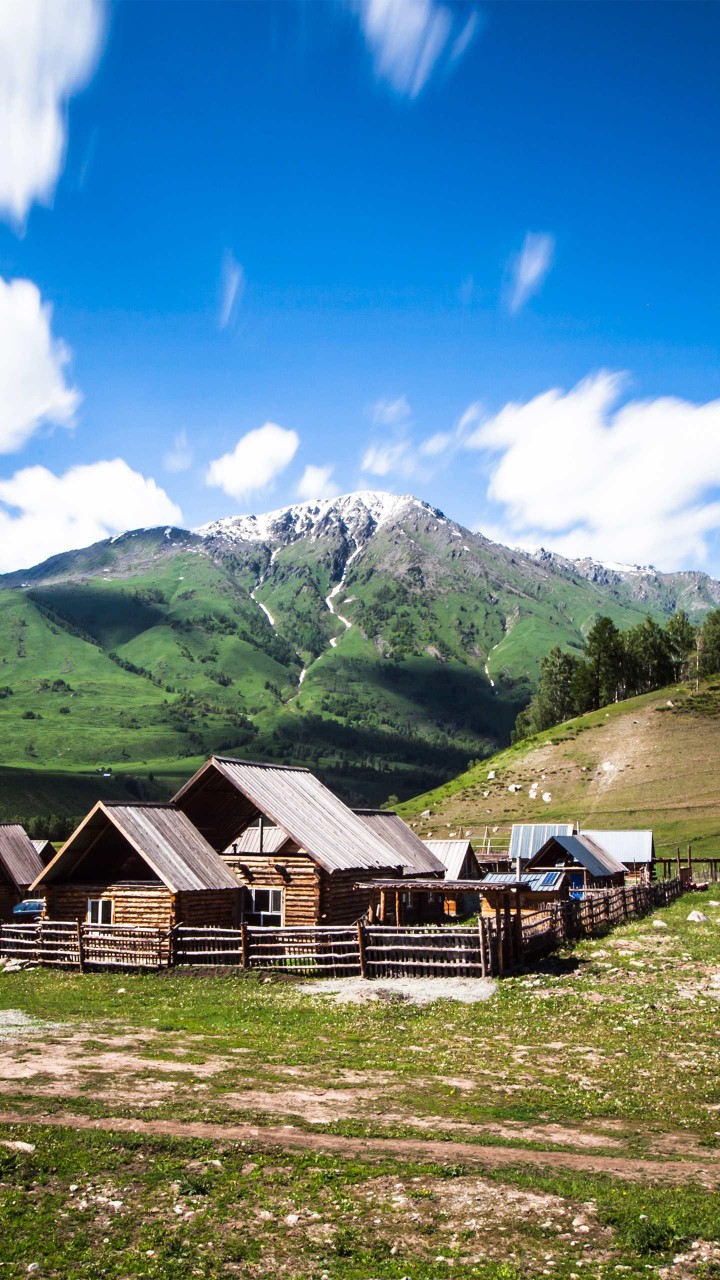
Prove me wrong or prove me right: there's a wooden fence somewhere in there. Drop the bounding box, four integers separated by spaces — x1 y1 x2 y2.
0 878 683 977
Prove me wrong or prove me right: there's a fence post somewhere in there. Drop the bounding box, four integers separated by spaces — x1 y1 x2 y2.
76 921 85 973
687 843 693 881
167 924 176 969
478 916 487 978
240 921 248 969
513 896 524 967
357 921 367 978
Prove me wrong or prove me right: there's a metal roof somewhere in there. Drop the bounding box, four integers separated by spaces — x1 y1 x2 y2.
173 758 404 876
225 826 293 856
355 811 445 876
0 824 44 891
482 870 565 892
33 803 239 895
358 878 482 891
529 834 625 880
581 830 655 865
422 839 479 880
31 838 56 865
509 823 574 862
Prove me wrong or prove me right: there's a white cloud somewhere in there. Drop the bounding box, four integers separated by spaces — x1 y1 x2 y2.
507 232 554 314
296 464 340 501
465 371 720 569
362 439 415 476
0 458 182 572
219 252 245 330
419 431 451 458
0 277 79 453
354 0 480 99
371 394 411 426
163 430 193 474
0 0 105 225
206 422 300 501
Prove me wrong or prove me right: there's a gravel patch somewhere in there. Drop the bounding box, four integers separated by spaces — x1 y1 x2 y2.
297 976 497 1005
0 1008 65 1040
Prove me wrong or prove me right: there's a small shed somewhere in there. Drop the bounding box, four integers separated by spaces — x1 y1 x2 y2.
173 758 404 925
526 834 626 890
0 825 44 922
422 839 481 880
479 870 567 915
30 802 240 929
581 829 655 882
361 878 483 925
509 823 574 865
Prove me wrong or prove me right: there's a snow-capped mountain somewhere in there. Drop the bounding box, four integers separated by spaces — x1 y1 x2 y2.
196 491 432 551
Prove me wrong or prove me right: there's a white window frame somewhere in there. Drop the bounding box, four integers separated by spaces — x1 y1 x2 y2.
242 886 284 927
87 898 113 925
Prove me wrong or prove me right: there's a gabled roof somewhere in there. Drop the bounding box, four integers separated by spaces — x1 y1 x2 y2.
173 758 403 876
581 830 655 865
354 811 445 876
509 823 574 862
225 826 294 856
482 870 565 892
422 839 479 880
528 834 625 880
32 803 239 895
31 838 56 865
0 824 44 892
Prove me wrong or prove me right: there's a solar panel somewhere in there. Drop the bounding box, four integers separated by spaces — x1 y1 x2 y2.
539 871 559 888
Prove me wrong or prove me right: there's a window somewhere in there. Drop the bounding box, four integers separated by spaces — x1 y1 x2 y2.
242 886 283 927
87 898 113 924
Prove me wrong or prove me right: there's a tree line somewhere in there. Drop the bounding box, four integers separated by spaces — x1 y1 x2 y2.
513 608 720 742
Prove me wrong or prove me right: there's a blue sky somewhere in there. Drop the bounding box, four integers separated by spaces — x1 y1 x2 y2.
1 0 720 572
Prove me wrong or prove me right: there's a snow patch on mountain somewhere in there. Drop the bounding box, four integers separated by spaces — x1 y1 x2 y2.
195 491 430 550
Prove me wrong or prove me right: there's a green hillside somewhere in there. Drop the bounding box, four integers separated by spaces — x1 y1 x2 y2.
0 493 718 824
399 678 720 861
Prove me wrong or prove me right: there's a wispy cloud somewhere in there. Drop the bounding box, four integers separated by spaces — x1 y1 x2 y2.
507 232 555 314
362 439 416 477
163 430 193 475
296 464 340 501
219 252 245 330
0 276 79 454
206 422 299 502
465 371 720 569
371 394 412 426
353 0 482 99
0 0 105 226
0 459 182 573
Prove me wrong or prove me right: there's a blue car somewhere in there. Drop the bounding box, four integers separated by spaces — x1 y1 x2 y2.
12 899 45 922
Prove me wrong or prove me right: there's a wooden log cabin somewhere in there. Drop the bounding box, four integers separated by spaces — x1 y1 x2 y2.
30 802 240 929
479 870 567 915
579 829 655 883
525 834 626 891
0 825 44 922
173 758 406 925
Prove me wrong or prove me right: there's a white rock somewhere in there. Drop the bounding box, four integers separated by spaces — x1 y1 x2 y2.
0 1140 35 1153
653 919 668 929
542 792 552 803
687 911 710 923
487 770 495 780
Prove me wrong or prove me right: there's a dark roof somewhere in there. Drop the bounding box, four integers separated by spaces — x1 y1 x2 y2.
32 803 239 895
422 839 479 880
529 834 625 879
357 878 482 891
0 824 44 891
581 830 655 865
482 870 565 892
173 758 403 875
31 838 56 865
509 823 574 862
354 811 445 876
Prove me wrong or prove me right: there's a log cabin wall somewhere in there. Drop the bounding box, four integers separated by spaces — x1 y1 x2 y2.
320 869 378 925
175 889 240 927
224 851 320 925
0 884 18 923
43 882 174 927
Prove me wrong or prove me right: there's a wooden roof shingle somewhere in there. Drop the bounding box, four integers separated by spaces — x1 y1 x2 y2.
0 824 44 892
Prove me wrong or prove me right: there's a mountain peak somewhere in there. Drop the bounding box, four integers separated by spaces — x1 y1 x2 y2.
195 490 436 548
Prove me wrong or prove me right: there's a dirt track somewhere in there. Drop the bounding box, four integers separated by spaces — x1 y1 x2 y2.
1 1109 718 1187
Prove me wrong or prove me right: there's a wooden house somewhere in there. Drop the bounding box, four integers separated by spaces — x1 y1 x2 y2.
354 811 445 876
525 834 626 890
479 870 567 916
422 839 481 880
30 802 240 929
0 825 44 922
581 829 655 883
173 758 405 925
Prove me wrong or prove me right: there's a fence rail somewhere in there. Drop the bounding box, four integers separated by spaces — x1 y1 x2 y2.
0 878 683 977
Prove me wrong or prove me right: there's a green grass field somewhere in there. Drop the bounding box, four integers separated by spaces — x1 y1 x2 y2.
1 891 720 1277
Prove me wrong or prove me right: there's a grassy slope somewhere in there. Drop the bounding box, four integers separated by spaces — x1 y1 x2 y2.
399 679 720 860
